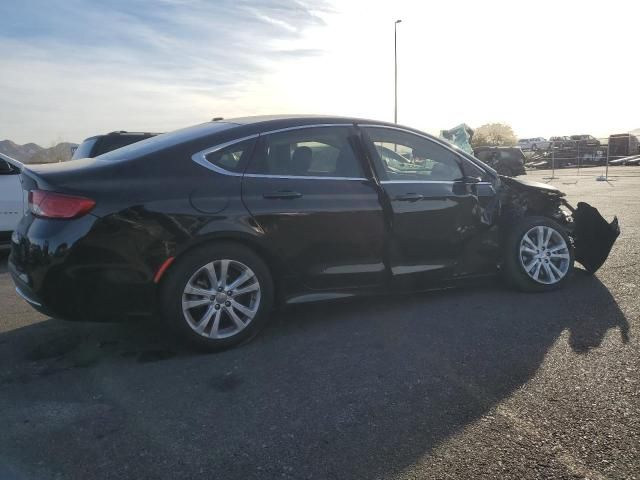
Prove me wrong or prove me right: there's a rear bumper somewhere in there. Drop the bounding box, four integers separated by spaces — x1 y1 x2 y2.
9 259 56 317
9 214 159 322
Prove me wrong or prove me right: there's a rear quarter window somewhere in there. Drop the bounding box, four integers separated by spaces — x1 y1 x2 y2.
203 138 257 173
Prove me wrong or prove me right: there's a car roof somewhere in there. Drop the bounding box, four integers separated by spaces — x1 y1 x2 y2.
220 114 398 129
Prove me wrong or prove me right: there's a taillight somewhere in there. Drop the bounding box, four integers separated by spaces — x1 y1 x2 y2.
28 190 96 219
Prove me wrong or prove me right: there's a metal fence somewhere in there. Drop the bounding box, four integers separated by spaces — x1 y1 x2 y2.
522 134 640 180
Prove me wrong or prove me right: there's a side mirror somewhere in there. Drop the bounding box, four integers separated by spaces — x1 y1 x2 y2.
463 175 482 184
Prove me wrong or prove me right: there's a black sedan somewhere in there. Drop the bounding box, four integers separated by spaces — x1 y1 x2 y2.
9 115 620 350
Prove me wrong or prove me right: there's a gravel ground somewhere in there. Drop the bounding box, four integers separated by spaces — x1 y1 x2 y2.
0 166 638 480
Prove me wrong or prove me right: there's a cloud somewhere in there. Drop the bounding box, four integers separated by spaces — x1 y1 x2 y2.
0 0 332 144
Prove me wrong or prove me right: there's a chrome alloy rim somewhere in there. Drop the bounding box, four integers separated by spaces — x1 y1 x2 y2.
182 260 261 339
519 225 571 285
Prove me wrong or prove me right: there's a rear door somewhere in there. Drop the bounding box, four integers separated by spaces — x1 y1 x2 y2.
0 159 23 235
241 125 387 290
361 126 492 287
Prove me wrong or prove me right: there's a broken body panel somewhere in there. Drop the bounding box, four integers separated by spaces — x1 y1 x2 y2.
496 176 619 274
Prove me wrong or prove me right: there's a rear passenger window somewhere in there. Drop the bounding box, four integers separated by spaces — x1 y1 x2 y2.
204 138 256 173
247 127 364 178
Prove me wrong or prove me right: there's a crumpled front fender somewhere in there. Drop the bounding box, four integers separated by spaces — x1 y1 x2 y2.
564 201 620 274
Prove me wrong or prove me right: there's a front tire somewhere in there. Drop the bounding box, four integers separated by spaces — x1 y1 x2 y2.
503 217 574 292
160 242 274 351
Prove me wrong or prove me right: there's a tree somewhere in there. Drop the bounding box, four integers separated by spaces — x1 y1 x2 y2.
471 123 517 148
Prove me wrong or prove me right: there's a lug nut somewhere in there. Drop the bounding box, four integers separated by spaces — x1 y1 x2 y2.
214 304 220 310
227 290 233 295
225 301 231 307
218 286 224 292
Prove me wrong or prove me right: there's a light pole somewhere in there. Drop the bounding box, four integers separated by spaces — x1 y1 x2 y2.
394 19 402 124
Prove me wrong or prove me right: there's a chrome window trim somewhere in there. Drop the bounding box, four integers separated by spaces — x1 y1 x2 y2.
191 123 365 180
191 134 259 177
359 124 489 176
380 180 456 184
245 174 367 181
380 180 494 185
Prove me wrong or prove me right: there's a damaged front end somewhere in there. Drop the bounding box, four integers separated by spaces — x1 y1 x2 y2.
499 176 620 274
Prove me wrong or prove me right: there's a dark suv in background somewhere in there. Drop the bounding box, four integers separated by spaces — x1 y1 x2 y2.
473 146 526 176
72 131 159 159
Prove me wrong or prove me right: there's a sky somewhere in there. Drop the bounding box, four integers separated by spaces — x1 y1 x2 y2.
1 0 638 146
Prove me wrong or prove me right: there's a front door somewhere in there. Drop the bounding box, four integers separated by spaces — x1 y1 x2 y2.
362 126 485 287
242 125 387 290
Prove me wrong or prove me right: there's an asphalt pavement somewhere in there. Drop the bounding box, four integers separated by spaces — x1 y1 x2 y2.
0 166 638 479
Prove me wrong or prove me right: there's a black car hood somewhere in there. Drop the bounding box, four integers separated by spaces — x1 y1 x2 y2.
500 175 564 195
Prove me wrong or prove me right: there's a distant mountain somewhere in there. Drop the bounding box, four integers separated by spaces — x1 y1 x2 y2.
29 143 78 164
631 128 640 136
0 140 77 163
0 140 43 162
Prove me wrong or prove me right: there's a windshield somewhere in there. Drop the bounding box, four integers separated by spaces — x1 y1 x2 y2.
72 137 98 159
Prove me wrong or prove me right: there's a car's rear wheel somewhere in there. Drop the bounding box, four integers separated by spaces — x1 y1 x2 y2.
160 243 274 350
503 216 574 292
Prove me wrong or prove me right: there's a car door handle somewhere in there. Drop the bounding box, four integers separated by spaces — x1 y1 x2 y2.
394 193 424 202
262 190 303 200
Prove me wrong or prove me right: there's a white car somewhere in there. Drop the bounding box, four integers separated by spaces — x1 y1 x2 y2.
0 153 24 249
518 137 550 151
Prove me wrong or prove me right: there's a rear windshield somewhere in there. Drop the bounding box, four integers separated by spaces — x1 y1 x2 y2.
93 135 155 157
72 138 98 160
97 122 237 162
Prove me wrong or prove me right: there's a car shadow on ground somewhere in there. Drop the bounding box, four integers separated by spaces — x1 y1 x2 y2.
0 268 630 479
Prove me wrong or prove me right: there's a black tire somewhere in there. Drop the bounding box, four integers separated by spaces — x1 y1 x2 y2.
503 216 574 292
160 242 274 351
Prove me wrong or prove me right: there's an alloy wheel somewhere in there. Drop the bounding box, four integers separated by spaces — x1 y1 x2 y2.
518 225 570 285
182 259 261 339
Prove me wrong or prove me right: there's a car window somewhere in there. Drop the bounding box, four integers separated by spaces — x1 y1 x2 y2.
205 138 256 173
72 138 99 159
365 128 463 182
0 160 17 175
248 126 363 178
94 135 153 157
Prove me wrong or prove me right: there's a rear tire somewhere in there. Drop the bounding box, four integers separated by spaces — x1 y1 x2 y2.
160 242 274 351
503 216 574 292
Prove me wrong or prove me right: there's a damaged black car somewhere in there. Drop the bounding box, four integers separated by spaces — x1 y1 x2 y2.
8 116 620 350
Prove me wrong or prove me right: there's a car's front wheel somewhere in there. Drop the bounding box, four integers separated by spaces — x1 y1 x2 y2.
503 217 574 292
160 243 274 350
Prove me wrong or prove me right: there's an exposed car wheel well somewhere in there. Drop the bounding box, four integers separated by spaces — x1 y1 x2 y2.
161 236 284 298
